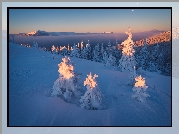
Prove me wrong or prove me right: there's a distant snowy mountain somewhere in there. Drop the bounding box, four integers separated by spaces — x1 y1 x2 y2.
149 29 166 32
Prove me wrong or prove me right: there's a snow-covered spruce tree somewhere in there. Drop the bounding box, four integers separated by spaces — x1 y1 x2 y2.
85 41 92 60
106 40 112 55
70 43 80 58
147 42 160 72
106 54 116 66
51 56 81 102
33 41 38 49
60 46 68 56
114 43 122 63
118 28 137 85
80 47 87 59
92 43 100 62
132 75 150 102
79 72 103 110
51 45 56 59
100 43 104 62
56 46 60 54
136 38 149 70
103 51 109 66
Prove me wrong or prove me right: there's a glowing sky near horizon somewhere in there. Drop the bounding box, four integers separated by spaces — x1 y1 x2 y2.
9 9 171 34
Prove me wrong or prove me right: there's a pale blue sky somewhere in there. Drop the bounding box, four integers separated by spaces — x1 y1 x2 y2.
3 2 179 33
9 8 171 34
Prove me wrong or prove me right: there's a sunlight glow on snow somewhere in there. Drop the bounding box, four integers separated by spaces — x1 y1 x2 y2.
134 75 147 88
121 28 135 56
84 72 98 89
58 57 74 79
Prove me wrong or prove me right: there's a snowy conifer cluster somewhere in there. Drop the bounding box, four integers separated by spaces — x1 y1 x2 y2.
51 56 103 109
45 27 171 76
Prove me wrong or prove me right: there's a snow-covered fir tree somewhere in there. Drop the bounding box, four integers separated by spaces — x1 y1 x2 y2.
51 57 81 102
56 46 60 54
51 45 56 53
106 54 116 66
60 46 68 56
70 43 80 58
132 75 150 102
116 39 118 48
147 42 160 72
66 45 71 56
33 41 38 48
106 40 112 55
113 40 121 62
79 72 103 110
100 43 104 62
103 51 108 65
92 43 100 62
51 45 56 59
85 41 92 60
136 38 149 70
118 28 137 85
81 47 87 59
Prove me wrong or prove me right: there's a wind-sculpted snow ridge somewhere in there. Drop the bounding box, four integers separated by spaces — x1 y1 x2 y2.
172 27 179 78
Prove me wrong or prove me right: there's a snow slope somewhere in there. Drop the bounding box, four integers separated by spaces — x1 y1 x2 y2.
9 42 171 126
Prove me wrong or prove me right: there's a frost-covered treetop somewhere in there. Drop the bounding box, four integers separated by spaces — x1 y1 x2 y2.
121 28 135 56
125 27 132 39
134 75 148 88
58 57 74 79
51 45 56 51
84 72 98 89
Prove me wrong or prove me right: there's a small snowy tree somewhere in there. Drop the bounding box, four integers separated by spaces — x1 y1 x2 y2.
103 51 108 65
33 41 38 49
56 46 60 54
100 43 104 62
79 72 103 110
136 38 149 70
51 45 56 59
92 43 100 62
81 47 87 59
119 28 137 85
51 57 81 102
70 43 80 58
132 75 150 102
86 41 92 60
106 54 116 66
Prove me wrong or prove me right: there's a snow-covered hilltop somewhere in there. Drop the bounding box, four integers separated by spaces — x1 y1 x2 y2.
19 30 49 36
135 30 171 46
8 28 171 126
18 30 82 36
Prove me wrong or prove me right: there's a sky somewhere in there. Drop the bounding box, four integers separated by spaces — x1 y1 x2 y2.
9 8 171 34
